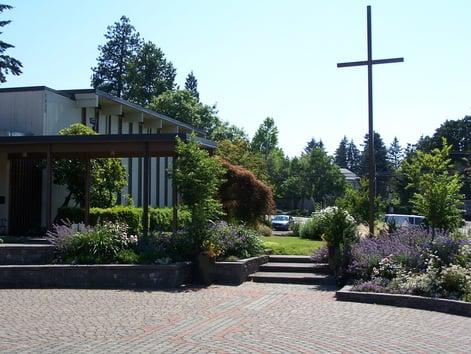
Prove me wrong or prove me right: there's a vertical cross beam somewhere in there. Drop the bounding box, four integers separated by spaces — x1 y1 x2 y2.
366 6 375 237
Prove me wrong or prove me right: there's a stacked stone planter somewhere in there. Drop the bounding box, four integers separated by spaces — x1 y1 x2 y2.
0 243 192 289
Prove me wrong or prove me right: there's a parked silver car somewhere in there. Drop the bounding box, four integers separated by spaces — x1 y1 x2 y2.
271 215 293 231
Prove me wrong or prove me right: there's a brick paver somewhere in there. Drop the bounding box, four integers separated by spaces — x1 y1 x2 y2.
0 283 470 353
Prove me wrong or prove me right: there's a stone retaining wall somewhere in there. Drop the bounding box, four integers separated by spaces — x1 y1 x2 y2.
0 262 192 289
336 285 471 317
0 244 55 265
213 255 269 285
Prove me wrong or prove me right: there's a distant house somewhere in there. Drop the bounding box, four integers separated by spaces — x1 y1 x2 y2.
0 86 209 235
339 168 360 189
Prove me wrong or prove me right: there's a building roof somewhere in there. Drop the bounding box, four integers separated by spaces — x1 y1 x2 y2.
339 168 359 181
0 86 205 135
0 133 216 159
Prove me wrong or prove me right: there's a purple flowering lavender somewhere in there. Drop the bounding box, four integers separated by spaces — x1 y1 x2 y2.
311 245 328 263
350 227 442 279
209 221 264 259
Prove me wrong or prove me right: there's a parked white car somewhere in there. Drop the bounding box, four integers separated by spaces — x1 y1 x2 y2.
384 214 425 227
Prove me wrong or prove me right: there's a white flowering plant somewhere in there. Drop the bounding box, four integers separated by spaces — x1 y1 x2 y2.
49 221 139 264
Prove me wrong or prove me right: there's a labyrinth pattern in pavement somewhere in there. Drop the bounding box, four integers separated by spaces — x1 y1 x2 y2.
0 283 470 353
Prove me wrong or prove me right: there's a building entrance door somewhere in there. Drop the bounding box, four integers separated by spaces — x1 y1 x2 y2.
8 159 43 236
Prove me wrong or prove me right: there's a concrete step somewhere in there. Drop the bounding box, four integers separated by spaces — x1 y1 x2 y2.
249 272 334 285
268 255 314 263
259 262 330 274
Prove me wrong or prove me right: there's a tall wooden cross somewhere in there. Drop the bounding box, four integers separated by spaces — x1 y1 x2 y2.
337 5 404 236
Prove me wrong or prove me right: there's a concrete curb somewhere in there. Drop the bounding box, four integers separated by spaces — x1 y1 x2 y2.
336 285 471 317
0 262 192 289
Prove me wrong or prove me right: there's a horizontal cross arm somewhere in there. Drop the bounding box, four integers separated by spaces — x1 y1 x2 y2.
337 57 404 68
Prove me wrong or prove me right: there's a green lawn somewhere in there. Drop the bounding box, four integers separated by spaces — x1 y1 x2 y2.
261 236 325 256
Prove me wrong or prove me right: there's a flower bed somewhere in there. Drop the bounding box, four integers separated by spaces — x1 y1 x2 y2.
348 227 471 303
336 285 471 317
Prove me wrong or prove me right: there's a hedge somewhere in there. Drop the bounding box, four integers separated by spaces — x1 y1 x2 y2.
56 206 190 234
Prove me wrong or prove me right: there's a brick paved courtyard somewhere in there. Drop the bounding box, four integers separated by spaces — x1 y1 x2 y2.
1 283 470 353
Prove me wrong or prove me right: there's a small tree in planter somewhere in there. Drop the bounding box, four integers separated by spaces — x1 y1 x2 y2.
316 207 358 279
172 136 226 283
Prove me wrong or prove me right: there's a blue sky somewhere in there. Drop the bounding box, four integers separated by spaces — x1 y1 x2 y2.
2 0 471 156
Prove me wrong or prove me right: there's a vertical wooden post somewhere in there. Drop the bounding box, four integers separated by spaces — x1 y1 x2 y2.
366 6 376 237
142 143 149 239
84 158 91 225
172 156 178 236
45 144 52 229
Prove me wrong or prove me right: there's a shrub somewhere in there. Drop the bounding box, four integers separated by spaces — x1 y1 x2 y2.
116 249 140 264
351 227 471 301
209 221 264 259
149 207 191 232
56 207 85 224
349 228 428 280
141 231 196 263
318 207 357 249
57 206 192 235
256 223 272 236
60 222 138 264
90 206 142 235
336 179 386 225
291 221 301 236
46 221 81 256
299 217 324 240
311 245 328 263
56 206 142 234
219 159 275 225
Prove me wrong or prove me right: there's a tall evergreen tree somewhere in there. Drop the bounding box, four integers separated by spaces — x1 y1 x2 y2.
125 41 176 105
387 136 403 170
0 4 22 82
334 136 348 168
91 16 141 98
359 132 391 197
346 139 361 174
185 71 199 100
359 132 390 177
304 138 324 154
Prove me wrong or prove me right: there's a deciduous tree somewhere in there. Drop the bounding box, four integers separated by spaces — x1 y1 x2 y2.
402 139 464 234
53 124 127 208
251 117 279 157
173 136 225 248
299 146 346 208
148 90 219 134
218 159 275 225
